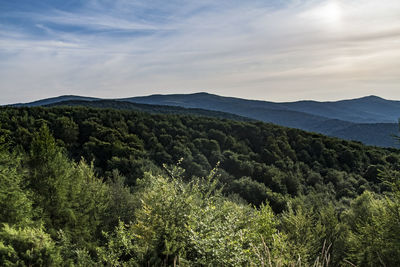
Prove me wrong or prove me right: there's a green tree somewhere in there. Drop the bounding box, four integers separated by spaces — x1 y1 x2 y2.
342 188 400 266
0 224 61 266
27 124 109 249
0 145 32 226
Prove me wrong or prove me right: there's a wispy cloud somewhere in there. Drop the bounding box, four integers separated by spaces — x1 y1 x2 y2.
0 0 400 104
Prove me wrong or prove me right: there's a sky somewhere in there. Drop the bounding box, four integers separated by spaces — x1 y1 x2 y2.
0 0 400 104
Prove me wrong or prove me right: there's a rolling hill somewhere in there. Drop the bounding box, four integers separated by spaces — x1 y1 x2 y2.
47 99 252 122
124 93 400 123
10 93 400 147
12 95 99 107
124 93 400 147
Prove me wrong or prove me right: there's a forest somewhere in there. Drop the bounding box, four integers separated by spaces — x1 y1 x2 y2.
0 105 399 266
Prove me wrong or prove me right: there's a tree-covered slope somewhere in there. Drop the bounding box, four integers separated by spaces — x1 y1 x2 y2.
11 93 400 147
126 93 400 147
0 106 399 266
1 106 399 211
51 99 400 148
47 99 252 122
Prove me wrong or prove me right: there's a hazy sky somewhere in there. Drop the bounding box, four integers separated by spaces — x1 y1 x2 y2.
1 0 399 104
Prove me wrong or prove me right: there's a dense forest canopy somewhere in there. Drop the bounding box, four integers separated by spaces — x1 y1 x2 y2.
1 106 398 209
47 99 252 122
0 106 399 266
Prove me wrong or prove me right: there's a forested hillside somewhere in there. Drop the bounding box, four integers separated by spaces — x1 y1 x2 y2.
0 106 399 266
15 93 400 147
127 93 400 148
126 93 400 123
47 99 251 122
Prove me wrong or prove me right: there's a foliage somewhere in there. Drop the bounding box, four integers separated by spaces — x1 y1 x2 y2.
341 173 400 266
0 224 61 266
27 124 109 249
99 165 291 266
0 146 32 226
0 106 398 210
0 106 399 266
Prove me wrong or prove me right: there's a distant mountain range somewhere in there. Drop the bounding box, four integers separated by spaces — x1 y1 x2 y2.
124 93 400 123
10 93 400 148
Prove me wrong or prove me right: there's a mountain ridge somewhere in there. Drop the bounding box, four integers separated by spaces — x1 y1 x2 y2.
9 93 400 148
124 93 400 123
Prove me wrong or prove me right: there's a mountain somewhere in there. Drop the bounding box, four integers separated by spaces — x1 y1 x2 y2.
123 93 400 147
280 95 400 123
10 93 400 147
124 93 400 123
330 123 400 147
47 99 251 122
12 95 99 107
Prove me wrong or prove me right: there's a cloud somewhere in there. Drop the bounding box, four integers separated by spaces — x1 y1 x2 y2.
0 0 400 104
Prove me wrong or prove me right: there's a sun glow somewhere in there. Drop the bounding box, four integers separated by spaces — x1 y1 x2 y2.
323 1 342 25
303 0 343 29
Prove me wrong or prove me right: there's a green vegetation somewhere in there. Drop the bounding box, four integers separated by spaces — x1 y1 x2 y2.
47 99 252 122
0 106 399 266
